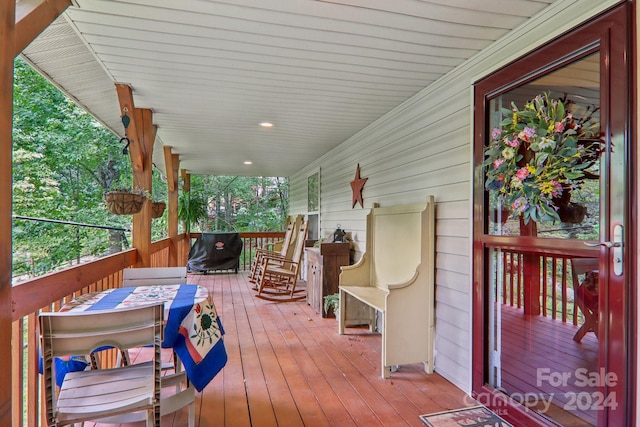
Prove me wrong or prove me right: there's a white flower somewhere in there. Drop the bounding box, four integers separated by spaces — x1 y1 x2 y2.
502 147 515 160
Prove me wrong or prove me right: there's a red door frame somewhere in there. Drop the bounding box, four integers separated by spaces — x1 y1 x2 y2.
471 3 636 426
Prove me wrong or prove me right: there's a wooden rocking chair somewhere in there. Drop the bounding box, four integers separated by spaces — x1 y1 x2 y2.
255 220 309 302
249 215 302 284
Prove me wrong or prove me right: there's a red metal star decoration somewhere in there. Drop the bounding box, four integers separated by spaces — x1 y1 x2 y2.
350 163 368 208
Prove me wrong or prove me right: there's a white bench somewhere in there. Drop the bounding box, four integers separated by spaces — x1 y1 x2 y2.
338 196 436 378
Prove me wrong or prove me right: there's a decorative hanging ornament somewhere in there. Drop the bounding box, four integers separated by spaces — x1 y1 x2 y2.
121 108 131 130
120 107 131 155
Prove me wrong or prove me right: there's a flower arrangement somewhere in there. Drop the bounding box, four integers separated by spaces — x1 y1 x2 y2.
484 92 601 225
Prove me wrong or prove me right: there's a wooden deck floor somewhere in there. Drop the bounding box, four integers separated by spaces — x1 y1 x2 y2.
500 304 599 426
92 271 469 427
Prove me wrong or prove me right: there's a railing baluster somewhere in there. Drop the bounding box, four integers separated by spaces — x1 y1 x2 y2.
561 258 568 323
541 256 548 317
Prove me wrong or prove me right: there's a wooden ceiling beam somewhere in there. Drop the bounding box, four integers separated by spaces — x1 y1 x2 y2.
115 83 145 172
15 0 71 57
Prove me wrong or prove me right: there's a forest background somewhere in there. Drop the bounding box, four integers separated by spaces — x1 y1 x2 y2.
12 58 288 281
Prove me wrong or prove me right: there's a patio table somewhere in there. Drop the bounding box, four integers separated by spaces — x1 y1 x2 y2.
58 284 227 391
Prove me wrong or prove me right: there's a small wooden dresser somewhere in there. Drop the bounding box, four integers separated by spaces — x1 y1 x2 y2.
305 242 350 317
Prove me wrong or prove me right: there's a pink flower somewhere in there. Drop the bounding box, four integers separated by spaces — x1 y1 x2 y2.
493 159 505 169
516 167 529 180
506 137 520 148
554 122 564 133
491 128 502 140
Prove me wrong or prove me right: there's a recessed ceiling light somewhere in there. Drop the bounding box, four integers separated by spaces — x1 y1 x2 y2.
244 161 253 165
260 122 273 128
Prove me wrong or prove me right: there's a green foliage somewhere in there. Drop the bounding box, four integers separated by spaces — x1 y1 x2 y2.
323 293 339 316
178 192 209 233
12 58 133 278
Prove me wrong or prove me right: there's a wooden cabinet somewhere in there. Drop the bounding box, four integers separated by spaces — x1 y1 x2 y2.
306 242 350 317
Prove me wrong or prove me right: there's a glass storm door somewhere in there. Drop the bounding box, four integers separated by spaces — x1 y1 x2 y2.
472 5 631 426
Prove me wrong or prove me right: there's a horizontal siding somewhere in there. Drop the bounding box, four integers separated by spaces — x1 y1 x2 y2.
289 0 621 393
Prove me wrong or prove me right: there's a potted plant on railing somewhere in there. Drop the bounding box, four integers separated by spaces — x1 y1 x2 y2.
104 188 148 215
483 92 603 225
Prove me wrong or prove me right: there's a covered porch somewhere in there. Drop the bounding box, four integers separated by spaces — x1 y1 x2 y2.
3 1 637 426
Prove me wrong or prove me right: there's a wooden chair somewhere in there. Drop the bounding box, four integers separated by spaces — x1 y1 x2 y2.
249 215 302 283
39 304 165 427
255 220 309 302
571 258 599 342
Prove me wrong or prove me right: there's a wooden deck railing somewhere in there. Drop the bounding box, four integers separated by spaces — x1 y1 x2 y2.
499 251 591 326
11 230 283 427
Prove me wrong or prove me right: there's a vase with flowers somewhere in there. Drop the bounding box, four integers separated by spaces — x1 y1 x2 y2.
484 92 602 225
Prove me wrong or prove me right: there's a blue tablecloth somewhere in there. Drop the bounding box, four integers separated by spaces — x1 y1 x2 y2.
58 284 227 391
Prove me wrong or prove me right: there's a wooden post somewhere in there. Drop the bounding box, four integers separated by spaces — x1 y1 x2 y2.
0 3 15 424
181 170 191 266
115 84 156 267
164 147 180 266
131 108 155 267
520 218 541 315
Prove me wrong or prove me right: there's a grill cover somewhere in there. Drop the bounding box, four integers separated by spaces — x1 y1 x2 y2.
188 232 243 273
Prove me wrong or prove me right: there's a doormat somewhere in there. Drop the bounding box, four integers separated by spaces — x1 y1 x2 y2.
419 405 512 427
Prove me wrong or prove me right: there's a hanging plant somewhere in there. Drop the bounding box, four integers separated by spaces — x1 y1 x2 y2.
483 92 603 225
151 201 166 219
178 192 208 233
104 188 148 215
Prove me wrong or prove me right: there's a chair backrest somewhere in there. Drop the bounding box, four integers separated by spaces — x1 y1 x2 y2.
281 219 309 272
571 258 599 288
274 216 297 256
123 266 188 287
367 197 435 288
286 215 304 258
39 304 164 422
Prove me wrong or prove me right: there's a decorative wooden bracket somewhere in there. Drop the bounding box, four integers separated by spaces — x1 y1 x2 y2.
181 169 191 193
163 146 179 192
115 83 145 172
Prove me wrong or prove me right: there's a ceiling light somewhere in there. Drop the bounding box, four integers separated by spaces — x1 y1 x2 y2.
260 122 273 128
244 161 253 165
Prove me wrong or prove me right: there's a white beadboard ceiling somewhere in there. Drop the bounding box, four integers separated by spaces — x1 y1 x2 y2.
20 0 555 177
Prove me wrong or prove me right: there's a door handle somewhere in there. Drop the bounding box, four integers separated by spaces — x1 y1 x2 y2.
584 241 621 248
583 224 623 276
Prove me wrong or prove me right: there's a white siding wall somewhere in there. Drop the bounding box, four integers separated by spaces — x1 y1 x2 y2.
289 0 622 393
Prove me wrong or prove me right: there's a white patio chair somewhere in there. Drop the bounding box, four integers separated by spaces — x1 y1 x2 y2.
122 266 188 287
39 304 165 427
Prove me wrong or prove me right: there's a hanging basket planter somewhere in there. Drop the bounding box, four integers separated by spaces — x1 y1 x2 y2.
104 190 147 215
152 201 166 219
